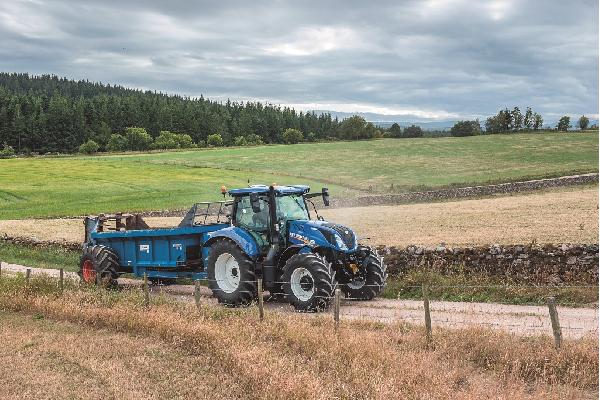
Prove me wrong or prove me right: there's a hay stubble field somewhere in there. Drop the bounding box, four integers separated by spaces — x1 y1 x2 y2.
2 185 596 247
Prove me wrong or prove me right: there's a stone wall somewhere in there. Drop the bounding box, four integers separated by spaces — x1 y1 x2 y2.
377 243 599 284
335 173 599 207
1 235 81 251
2 235 598 284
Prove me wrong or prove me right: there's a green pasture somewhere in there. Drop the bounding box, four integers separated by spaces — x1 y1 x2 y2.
0 131 597 219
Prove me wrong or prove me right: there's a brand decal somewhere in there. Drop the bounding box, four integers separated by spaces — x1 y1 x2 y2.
139 244 150 253
290 232 315 246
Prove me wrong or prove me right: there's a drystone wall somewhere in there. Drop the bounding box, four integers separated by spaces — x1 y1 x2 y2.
377 243 599 284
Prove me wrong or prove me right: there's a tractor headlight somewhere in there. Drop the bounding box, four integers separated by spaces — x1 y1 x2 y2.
335 234 348 250
319 228 348 250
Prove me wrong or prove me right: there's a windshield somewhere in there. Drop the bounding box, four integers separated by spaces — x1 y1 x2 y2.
276 195 309 221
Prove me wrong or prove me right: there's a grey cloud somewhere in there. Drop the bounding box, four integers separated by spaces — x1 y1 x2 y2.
0 0 597 120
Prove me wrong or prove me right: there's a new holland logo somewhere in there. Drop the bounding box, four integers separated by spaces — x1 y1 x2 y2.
290 232 315 246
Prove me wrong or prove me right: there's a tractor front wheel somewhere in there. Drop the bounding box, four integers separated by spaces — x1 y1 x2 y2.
341 253 386 300
282 253 334 312
207 239 257 307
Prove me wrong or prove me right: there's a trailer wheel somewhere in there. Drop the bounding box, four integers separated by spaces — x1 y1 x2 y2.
341 253 386 300
282 253 334 312
207 239 256 307
79 245 119 287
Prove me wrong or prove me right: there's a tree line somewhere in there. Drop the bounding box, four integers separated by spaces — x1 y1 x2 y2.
448 107 594 137
0 73 377 154
0 73 595 155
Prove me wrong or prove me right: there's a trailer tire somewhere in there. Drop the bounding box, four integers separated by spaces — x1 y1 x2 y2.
207 239 256 307
79 245 119 287
341 253 386 300
283 253 334 312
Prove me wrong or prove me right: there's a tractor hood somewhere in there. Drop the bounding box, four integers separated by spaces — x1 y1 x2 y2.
287 220 357 251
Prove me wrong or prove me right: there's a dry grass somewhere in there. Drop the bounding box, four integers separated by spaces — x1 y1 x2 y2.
0 311 246 400
2 186 597 247
0 274 597 399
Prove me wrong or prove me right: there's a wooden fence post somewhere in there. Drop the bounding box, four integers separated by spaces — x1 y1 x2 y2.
547 297 562 349
26 268 31 285
334 288 341 331
423 285 432 344
194 280 201 310
257 278 264 321
59 268 64 292
143 272 150 308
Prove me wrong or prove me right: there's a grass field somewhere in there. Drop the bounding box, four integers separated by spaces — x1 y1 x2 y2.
0 275 597 399
0 241 79 270
0 132 597 219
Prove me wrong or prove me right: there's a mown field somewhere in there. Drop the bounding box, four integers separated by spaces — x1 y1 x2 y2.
0 274 597 399
0 132 597 219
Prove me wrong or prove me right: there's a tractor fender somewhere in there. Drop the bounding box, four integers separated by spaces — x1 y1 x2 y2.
277 244 314 271
203 227 260 259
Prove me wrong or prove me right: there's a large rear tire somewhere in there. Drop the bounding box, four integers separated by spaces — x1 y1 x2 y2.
341 253 386 300
282 253 334 312
207 239 256 307
78 245 119 287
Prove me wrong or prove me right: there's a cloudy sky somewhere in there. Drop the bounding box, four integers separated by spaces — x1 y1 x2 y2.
0 0 597 120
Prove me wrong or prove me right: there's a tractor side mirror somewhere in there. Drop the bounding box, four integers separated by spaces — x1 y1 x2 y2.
249 193 261 213
322 188 330 206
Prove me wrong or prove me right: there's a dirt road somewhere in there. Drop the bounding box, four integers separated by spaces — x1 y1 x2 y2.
3 262 597 339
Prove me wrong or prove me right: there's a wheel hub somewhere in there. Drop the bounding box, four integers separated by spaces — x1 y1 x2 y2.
290 268 315 301
347 276 366 290
214 253 241 293
82 259 96 283
299 275 314 292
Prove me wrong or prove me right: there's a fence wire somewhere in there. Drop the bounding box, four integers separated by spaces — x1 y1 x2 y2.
1 265 598 340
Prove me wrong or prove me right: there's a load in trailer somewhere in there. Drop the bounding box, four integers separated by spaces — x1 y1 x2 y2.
81 185 386 311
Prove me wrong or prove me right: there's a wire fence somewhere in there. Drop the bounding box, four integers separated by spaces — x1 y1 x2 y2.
1 262 597 345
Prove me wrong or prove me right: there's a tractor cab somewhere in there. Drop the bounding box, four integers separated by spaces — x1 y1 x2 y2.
228 185 321 251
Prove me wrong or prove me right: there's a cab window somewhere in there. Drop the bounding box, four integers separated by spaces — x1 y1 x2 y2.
276 195 309 221
235 195 269 232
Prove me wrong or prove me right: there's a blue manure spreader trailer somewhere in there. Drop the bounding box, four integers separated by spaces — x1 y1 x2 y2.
82 185 386 311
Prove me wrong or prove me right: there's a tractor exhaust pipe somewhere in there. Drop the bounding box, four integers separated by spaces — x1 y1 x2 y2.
261 185 280 289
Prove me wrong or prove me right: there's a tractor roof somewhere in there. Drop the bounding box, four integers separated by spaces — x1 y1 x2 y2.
228 185 310 196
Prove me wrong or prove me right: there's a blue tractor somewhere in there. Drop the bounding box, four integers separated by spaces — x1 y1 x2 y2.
81 185 386 311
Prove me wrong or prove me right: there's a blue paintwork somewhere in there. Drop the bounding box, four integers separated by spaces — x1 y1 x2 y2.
204 226 260 257
287 220 358 253
229 185 310 196
90 223 229 279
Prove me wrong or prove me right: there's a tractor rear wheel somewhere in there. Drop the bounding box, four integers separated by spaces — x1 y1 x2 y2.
78 245 119 287
282 253 334 312
341 253 386 300
207 239 256 307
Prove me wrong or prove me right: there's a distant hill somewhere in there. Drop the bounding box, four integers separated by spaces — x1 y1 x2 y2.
372 121 457 131
311 110 457 131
